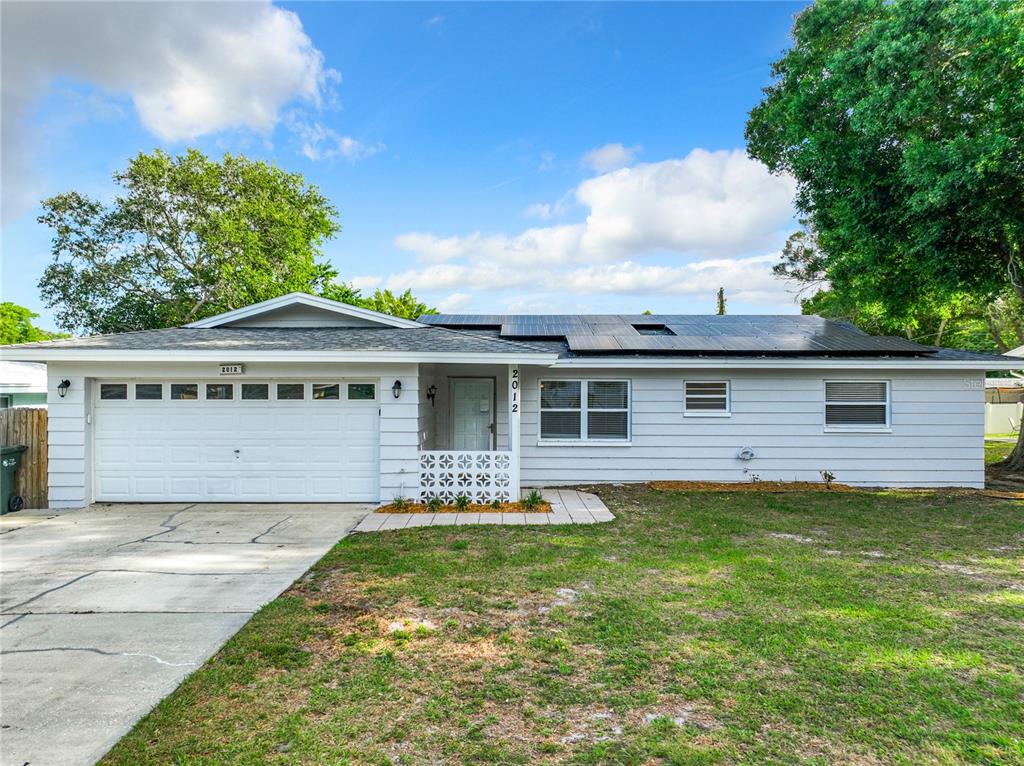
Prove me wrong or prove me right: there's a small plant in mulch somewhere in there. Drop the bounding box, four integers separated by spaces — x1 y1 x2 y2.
820 470 836 489
521 488 545 511
377 495 553 514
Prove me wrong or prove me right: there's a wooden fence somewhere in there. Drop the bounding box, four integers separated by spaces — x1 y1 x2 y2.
1 407 48 509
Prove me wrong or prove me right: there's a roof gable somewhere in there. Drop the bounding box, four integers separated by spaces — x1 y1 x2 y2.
185 293 423 329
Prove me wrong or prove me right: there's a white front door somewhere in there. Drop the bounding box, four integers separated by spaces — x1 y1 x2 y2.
450 378 494 450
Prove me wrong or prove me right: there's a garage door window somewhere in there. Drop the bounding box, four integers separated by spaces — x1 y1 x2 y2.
206 383 234 401
241 383 269 400
171 384 198 401
100 383 128 400
312 383 340 400
135 383 162 400
348 383 376 401
276 383 305 401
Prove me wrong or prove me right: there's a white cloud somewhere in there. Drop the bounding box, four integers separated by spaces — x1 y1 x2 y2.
369 148 799 312
577 149 797 259
581 142 641 173
2 1 336 219
436 293 473 312
368 254 783 305
288 118 383 162
395 225 585 268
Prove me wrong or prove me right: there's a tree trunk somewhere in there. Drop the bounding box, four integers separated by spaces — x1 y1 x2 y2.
1003 427 1024 472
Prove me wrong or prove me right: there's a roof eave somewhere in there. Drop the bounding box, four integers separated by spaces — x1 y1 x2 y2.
552 356 1023 370
0 348 560 365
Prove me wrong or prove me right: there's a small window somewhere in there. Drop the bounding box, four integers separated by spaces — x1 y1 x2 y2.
206 383 234 401
135 383 163 401
170 384 198 401
540 380 629 441
347 383 376 401
312 383 340 400
685 381 730 415
100 383 128 400
241 383 269 401
276 383 304 401
825 381 889 429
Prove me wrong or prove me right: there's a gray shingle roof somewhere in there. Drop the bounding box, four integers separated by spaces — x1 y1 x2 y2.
2 327 554 355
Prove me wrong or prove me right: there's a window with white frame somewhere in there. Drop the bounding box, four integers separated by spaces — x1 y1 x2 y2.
540 380 630 441
824 381 889 428
684 381 730 415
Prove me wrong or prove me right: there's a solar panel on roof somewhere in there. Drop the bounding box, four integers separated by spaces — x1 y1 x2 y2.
422 313 933 356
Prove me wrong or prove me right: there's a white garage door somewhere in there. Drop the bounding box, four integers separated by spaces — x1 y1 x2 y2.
93 380 380 502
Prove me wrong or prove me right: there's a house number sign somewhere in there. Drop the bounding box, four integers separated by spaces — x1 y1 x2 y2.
219 364 244 375
510 367 519 413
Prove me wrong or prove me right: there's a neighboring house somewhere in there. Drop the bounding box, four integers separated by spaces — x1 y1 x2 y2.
0 292 1020 509
1009 344 1024 358
0 361 48 409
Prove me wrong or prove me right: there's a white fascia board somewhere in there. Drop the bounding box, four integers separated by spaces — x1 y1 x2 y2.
551 357 1024 371
0 348 560 365
184 292 425 329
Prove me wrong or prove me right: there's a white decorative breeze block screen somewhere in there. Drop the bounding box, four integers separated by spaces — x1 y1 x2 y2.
419 451 513 503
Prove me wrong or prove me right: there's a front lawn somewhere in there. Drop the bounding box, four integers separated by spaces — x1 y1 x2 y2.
103 487 1023 766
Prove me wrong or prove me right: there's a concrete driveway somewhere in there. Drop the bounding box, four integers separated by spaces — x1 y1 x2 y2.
0 502 370 766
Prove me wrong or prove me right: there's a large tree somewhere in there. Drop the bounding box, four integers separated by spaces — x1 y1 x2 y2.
746 0 1024 468
0 302 68 345
38 149 436 333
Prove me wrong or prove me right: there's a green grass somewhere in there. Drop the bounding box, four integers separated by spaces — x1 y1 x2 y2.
102 487 1024 766
986 438 1016 464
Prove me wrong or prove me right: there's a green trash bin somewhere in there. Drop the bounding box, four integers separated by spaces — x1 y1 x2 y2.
1 445 28 514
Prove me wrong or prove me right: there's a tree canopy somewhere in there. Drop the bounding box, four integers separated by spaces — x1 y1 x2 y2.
0 302 68 345
38 149 435 333
746 0 1024 312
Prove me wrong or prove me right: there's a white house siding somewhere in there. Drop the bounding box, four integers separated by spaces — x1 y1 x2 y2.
379 368 420 502
518 367 986 489
46 364 93 508
45 361 418 508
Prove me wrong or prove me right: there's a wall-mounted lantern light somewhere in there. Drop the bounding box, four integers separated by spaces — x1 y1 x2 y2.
57 379 71 398
426 384 437 406
392 380 403 399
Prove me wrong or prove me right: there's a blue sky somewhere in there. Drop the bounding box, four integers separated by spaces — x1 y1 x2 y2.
2 1 807 330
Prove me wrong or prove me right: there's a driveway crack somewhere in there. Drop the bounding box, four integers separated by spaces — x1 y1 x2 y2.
251 515 293 544
0 646 197 667
116 504 198 547
0 571 98 614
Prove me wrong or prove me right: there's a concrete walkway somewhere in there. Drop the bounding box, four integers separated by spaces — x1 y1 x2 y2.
0 502 370 766
353 489 613 532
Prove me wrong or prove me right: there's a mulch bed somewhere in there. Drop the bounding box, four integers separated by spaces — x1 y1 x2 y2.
650 480 857 493
378 501 552 514
651 479 1024 500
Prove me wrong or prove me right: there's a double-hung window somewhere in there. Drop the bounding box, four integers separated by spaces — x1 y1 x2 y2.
539 380 630 441
684 381 730 415
824 381 890 430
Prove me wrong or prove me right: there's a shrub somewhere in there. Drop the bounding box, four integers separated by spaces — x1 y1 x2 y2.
820 470 836 489
453 494 471 511
391 496 411 510
522 489 544 510
426 496 442 512
490 499 502 509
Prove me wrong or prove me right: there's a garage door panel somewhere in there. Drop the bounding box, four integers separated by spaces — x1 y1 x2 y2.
94 382 380 502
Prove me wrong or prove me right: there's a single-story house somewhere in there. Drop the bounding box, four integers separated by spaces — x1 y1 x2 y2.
1 292 1020 508
0 361 48 409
